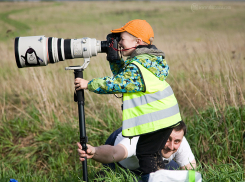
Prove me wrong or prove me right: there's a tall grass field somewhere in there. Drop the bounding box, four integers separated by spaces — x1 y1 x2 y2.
0 1 244 181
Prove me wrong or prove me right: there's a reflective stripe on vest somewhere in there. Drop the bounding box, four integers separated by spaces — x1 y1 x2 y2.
123 86 174 110
122 61 181 137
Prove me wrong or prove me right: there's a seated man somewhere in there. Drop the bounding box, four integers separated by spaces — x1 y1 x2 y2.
77 121 196 181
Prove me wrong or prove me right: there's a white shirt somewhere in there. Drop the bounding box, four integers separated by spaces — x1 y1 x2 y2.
114 132 195 170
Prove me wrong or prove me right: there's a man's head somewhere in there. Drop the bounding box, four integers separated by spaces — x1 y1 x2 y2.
161 121 187 158
111 19 154 56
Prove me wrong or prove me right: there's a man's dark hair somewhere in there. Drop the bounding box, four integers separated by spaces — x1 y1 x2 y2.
173 121 187 136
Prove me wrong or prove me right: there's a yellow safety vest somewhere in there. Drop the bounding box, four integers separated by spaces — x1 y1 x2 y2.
122 61 182 137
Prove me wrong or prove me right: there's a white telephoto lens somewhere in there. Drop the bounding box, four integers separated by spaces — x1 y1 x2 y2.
15 36 48 68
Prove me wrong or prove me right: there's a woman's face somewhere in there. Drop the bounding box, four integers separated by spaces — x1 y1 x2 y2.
118 32 137 56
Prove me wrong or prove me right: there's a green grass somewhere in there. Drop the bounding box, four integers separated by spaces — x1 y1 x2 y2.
0 104 134 182
196 157 244 182
0 105 244 181
186 106 244 165
0 10 30 41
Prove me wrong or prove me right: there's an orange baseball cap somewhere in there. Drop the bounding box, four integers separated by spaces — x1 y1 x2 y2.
111 19 154 44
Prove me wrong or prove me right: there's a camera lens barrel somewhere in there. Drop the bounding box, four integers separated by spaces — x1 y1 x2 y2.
58 38 65 61
15 36 102 68
64 39 72 59
15 36 49 68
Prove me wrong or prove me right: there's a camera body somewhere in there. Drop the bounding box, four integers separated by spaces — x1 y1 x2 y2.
14 33 120 69
101 33 120 62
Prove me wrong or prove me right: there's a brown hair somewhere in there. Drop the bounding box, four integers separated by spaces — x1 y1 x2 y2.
173 120 187 136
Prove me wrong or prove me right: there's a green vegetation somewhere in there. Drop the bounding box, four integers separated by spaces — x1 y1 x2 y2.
187 106 244 165
0 105 121 182
0 10 30 41
0 105 244 181
187 107 244 181
0 1 244 181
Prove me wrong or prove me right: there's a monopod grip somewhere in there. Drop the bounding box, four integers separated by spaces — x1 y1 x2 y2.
74 69 85 103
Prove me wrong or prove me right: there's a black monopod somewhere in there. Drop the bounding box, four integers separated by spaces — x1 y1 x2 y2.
66 66 88 182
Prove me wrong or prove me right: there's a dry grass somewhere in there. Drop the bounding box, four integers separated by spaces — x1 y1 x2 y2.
167 33 245 115
0 1 244 128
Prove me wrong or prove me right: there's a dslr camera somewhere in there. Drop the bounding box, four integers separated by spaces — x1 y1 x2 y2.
14 33 120 69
